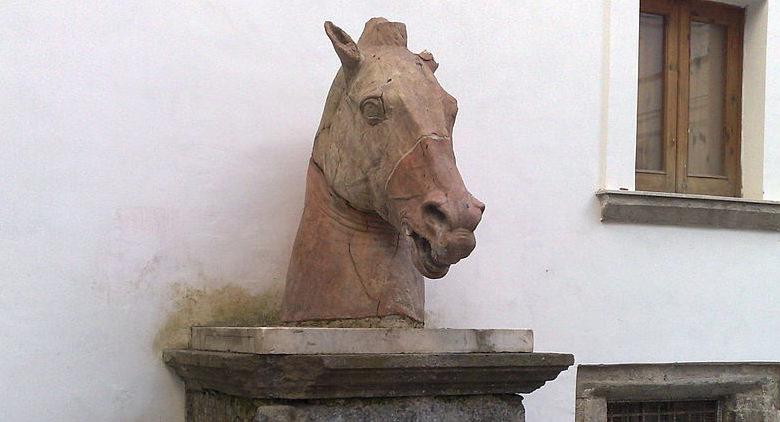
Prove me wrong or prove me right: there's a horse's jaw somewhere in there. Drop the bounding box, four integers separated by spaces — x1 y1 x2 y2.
403 225 450 279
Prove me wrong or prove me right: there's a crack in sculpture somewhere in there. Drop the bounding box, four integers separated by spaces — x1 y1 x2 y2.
347 239 380 305
281 18 484 327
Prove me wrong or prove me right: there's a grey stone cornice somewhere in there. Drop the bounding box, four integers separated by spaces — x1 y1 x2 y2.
163 349 574 400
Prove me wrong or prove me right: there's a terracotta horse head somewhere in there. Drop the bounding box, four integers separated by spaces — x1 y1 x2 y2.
282 18 484 327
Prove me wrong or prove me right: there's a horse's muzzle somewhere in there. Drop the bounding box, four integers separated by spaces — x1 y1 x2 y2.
386 134 484 278
403 195 483 279
424 193 483 259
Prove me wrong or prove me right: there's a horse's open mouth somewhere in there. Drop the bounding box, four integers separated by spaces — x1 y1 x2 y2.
407 228 450 279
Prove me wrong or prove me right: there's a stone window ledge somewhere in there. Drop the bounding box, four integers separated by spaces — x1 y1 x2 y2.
576 363 780 422
596 190 780 231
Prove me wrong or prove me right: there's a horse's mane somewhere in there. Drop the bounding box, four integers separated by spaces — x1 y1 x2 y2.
358 18 407 48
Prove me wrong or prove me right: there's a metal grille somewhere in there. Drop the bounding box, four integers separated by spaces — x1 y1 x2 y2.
607 400 719 422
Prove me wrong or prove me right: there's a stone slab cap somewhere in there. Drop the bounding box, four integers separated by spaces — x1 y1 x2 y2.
191 327 533 354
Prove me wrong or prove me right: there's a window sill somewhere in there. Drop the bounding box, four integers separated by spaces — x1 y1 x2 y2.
596 190 780 231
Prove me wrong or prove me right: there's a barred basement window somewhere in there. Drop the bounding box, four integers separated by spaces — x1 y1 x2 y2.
608 400 719 422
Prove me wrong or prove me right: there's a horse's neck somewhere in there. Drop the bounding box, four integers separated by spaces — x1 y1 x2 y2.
281 159 424 325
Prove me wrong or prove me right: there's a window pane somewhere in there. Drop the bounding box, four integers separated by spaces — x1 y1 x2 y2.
688 21 726 177
637 13 665 172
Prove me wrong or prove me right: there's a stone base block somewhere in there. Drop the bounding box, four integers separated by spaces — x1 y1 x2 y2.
188 390 525 422
164 327 573 421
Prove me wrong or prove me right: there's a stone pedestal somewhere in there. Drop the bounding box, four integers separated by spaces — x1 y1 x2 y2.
164 327 573 422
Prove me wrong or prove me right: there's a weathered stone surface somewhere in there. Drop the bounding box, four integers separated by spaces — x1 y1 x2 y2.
289 315 423 329
191 327 534 355
187 391 525 422
576 363 780 422
167 327 570 420
282 18 485 326
597 189 780 231
163 349 574 400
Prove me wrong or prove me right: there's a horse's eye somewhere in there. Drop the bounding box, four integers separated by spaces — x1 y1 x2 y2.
360 97 385 126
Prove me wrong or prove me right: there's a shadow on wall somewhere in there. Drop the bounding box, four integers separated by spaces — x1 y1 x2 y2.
154 283 282 351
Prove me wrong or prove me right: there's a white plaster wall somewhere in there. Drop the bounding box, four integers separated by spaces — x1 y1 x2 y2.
742 0 768 199
1 1 779 421
765 0 780 198
601 0 640 192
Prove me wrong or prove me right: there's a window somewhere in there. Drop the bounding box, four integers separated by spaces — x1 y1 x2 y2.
636 0 744 197
608 400 719 422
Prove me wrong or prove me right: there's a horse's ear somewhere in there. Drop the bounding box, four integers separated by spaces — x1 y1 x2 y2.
418 50 439 73
325 21 362 77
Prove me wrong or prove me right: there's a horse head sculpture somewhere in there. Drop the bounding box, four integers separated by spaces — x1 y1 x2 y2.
281 18 484 327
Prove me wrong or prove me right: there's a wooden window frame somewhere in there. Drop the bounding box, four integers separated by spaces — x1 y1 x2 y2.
637 0 744 197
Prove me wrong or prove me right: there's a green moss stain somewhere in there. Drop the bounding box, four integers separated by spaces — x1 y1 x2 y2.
155 283 282 350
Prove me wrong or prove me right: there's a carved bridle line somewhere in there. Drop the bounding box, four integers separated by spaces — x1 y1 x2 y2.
383 133 450 196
